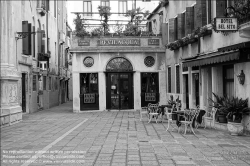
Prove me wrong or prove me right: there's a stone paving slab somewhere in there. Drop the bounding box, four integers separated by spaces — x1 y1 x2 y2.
1 101 250 166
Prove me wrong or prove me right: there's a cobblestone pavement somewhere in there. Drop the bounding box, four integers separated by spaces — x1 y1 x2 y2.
1 102 250 166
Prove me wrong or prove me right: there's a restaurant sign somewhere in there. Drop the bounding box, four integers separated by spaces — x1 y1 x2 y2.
214 18 238 31
97 39 140 46
84 93 95 103
145 93 156 102
78 40 90 46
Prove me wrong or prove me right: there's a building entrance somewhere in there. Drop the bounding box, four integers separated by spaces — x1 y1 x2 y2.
105 57 134 110
106 73 133 109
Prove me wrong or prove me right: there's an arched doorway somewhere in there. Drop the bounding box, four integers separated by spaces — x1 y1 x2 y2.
106 57 134 109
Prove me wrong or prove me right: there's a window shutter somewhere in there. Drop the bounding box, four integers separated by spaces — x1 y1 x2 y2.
33 26 36 57
195 0 207 29
28 23 32 55
22 21 29 55
41 30 45 53
162 23 168 45
216 0 226 17
177 13 184 39
185 7 194 36
148 22 152 32
169 18 175 42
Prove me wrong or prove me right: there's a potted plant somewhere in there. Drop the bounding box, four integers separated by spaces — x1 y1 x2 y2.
167 95 181 120
209 93 228 123
220 96 250 135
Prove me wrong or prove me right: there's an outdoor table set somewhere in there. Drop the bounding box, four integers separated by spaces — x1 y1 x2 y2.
139 103 206 135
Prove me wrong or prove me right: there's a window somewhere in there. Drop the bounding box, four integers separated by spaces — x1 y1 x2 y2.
176 65 180 94
49 77 51 90
223 65 234 97
43 76 46 90
101 0 109 7
83 0 92 16
118 0 127 15
33 75 37 91
168 67 171 93
55 77 58 90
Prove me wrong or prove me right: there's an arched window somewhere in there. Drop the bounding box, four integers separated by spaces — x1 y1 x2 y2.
106 57 133 72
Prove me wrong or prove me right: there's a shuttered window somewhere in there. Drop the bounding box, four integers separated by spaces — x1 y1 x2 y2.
176 65 180 94
185 7 194 36
118 0 127 15
33 75 37 91
43 76 46 90
208 0 212 24
216 0 227 17
83 1 92 16
178 13 185 39
22 21 31 55
33 26 36 58
54 0 56 18
162 23 169 45
195 0 207 29
169 18 177 42
101 0 110 7
223 65 234 97
168 67 171 93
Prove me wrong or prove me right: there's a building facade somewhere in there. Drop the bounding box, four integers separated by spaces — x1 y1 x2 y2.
0 0 71 127
148 0 250 133
71 36 166 112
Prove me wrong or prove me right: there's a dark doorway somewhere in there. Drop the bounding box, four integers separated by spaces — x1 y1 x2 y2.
184 74 189 109
194 73 200 106
22 73 26 112
106 73 133 109
80 73 99 110
141 73 159 107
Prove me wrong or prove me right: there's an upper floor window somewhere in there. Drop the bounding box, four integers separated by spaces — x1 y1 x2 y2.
118 0 127 16
83 0 92 16
101 0 110 7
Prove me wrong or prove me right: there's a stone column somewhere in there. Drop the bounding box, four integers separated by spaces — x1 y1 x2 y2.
99 72 106 111
0 1 22 127
133 71 141 110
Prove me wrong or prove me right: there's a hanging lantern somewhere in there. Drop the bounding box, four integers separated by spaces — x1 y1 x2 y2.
237 70 245 85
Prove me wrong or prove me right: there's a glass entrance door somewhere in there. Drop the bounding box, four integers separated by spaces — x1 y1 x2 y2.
106 73 133 109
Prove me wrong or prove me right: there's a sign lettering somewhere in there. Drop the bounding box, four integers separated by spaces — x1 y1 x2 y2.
148 39 160 45
84 93 95 103
97 39 140 46
215 18 238 31
145 93 156 102
78 40 90 46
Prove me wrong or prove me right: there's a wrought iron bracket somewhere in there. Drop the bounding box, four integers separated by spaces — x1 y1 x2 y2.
15 32 36 40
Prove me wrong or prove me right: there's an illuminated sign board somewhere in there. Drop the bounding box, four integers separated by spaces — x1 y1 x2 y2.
214 18 238 31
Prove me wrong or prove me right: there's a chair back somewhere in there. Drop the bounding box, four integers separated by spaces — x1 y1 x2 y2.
148 103 159 113
184 109 199 122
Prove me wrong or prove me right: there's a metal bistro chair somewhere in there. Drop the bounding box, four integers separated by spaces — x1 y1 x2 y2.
140 106 149 121
178 109 200 135
166 104 177 131
203 107 218 129
148 103 160 123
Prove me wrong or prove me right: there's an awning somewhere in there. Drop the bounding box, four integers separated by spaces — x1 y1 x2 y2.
182 50 240 67
218 41 250 52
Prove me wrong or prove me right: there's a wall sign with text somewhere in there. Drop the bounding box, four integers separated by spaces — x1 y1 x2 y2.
214 18 238 31
97 39 140 46
148 39 160 45
78 40 90 46
145 93 156 101
84 93 95 103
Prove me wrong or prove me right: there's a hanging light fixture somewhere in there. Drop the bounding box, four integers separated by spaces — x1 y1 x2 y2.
237 70 245 85
194 73 199 80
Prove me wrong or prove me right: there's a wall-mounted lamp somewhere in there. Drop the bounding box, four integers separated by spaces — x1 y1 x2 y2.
194 73 199 80
237 70 245 85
